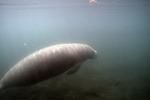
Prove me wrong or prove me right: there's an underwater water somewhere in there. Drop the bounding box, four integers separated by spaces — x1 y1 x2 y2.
0 0 150 100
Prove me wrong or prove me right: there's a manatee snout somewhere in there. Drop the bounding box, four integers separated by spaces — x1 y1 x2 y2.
88 49 97 59
92 49 98 59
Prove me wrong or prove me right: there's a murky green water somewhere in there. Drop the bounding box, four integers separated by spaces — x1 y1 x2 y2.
0 0 150 100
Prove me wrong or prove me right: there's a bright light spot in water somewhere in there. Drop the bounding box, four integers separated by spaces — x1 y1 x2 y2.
24 43 27 46
89 0 98 5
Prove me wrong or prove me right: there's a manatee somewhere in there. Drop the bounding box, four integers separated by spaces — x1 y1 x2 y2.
0 43 97 90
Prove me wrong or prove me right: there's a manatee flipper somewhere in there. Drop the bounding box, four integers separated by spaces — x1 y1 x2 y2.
67 62 82 75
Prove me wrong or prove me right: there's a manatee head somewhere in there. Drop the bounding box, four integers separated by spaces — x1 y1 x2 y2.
51 43 98 61
65 43 98 60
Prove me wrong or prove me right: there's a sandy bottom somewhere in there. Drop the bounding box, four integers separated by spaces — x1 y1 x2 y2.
0 66 150 100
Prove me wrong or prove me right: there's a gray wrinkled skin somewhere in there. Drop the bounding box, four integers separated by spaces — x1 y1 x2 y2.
0 43 97 90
